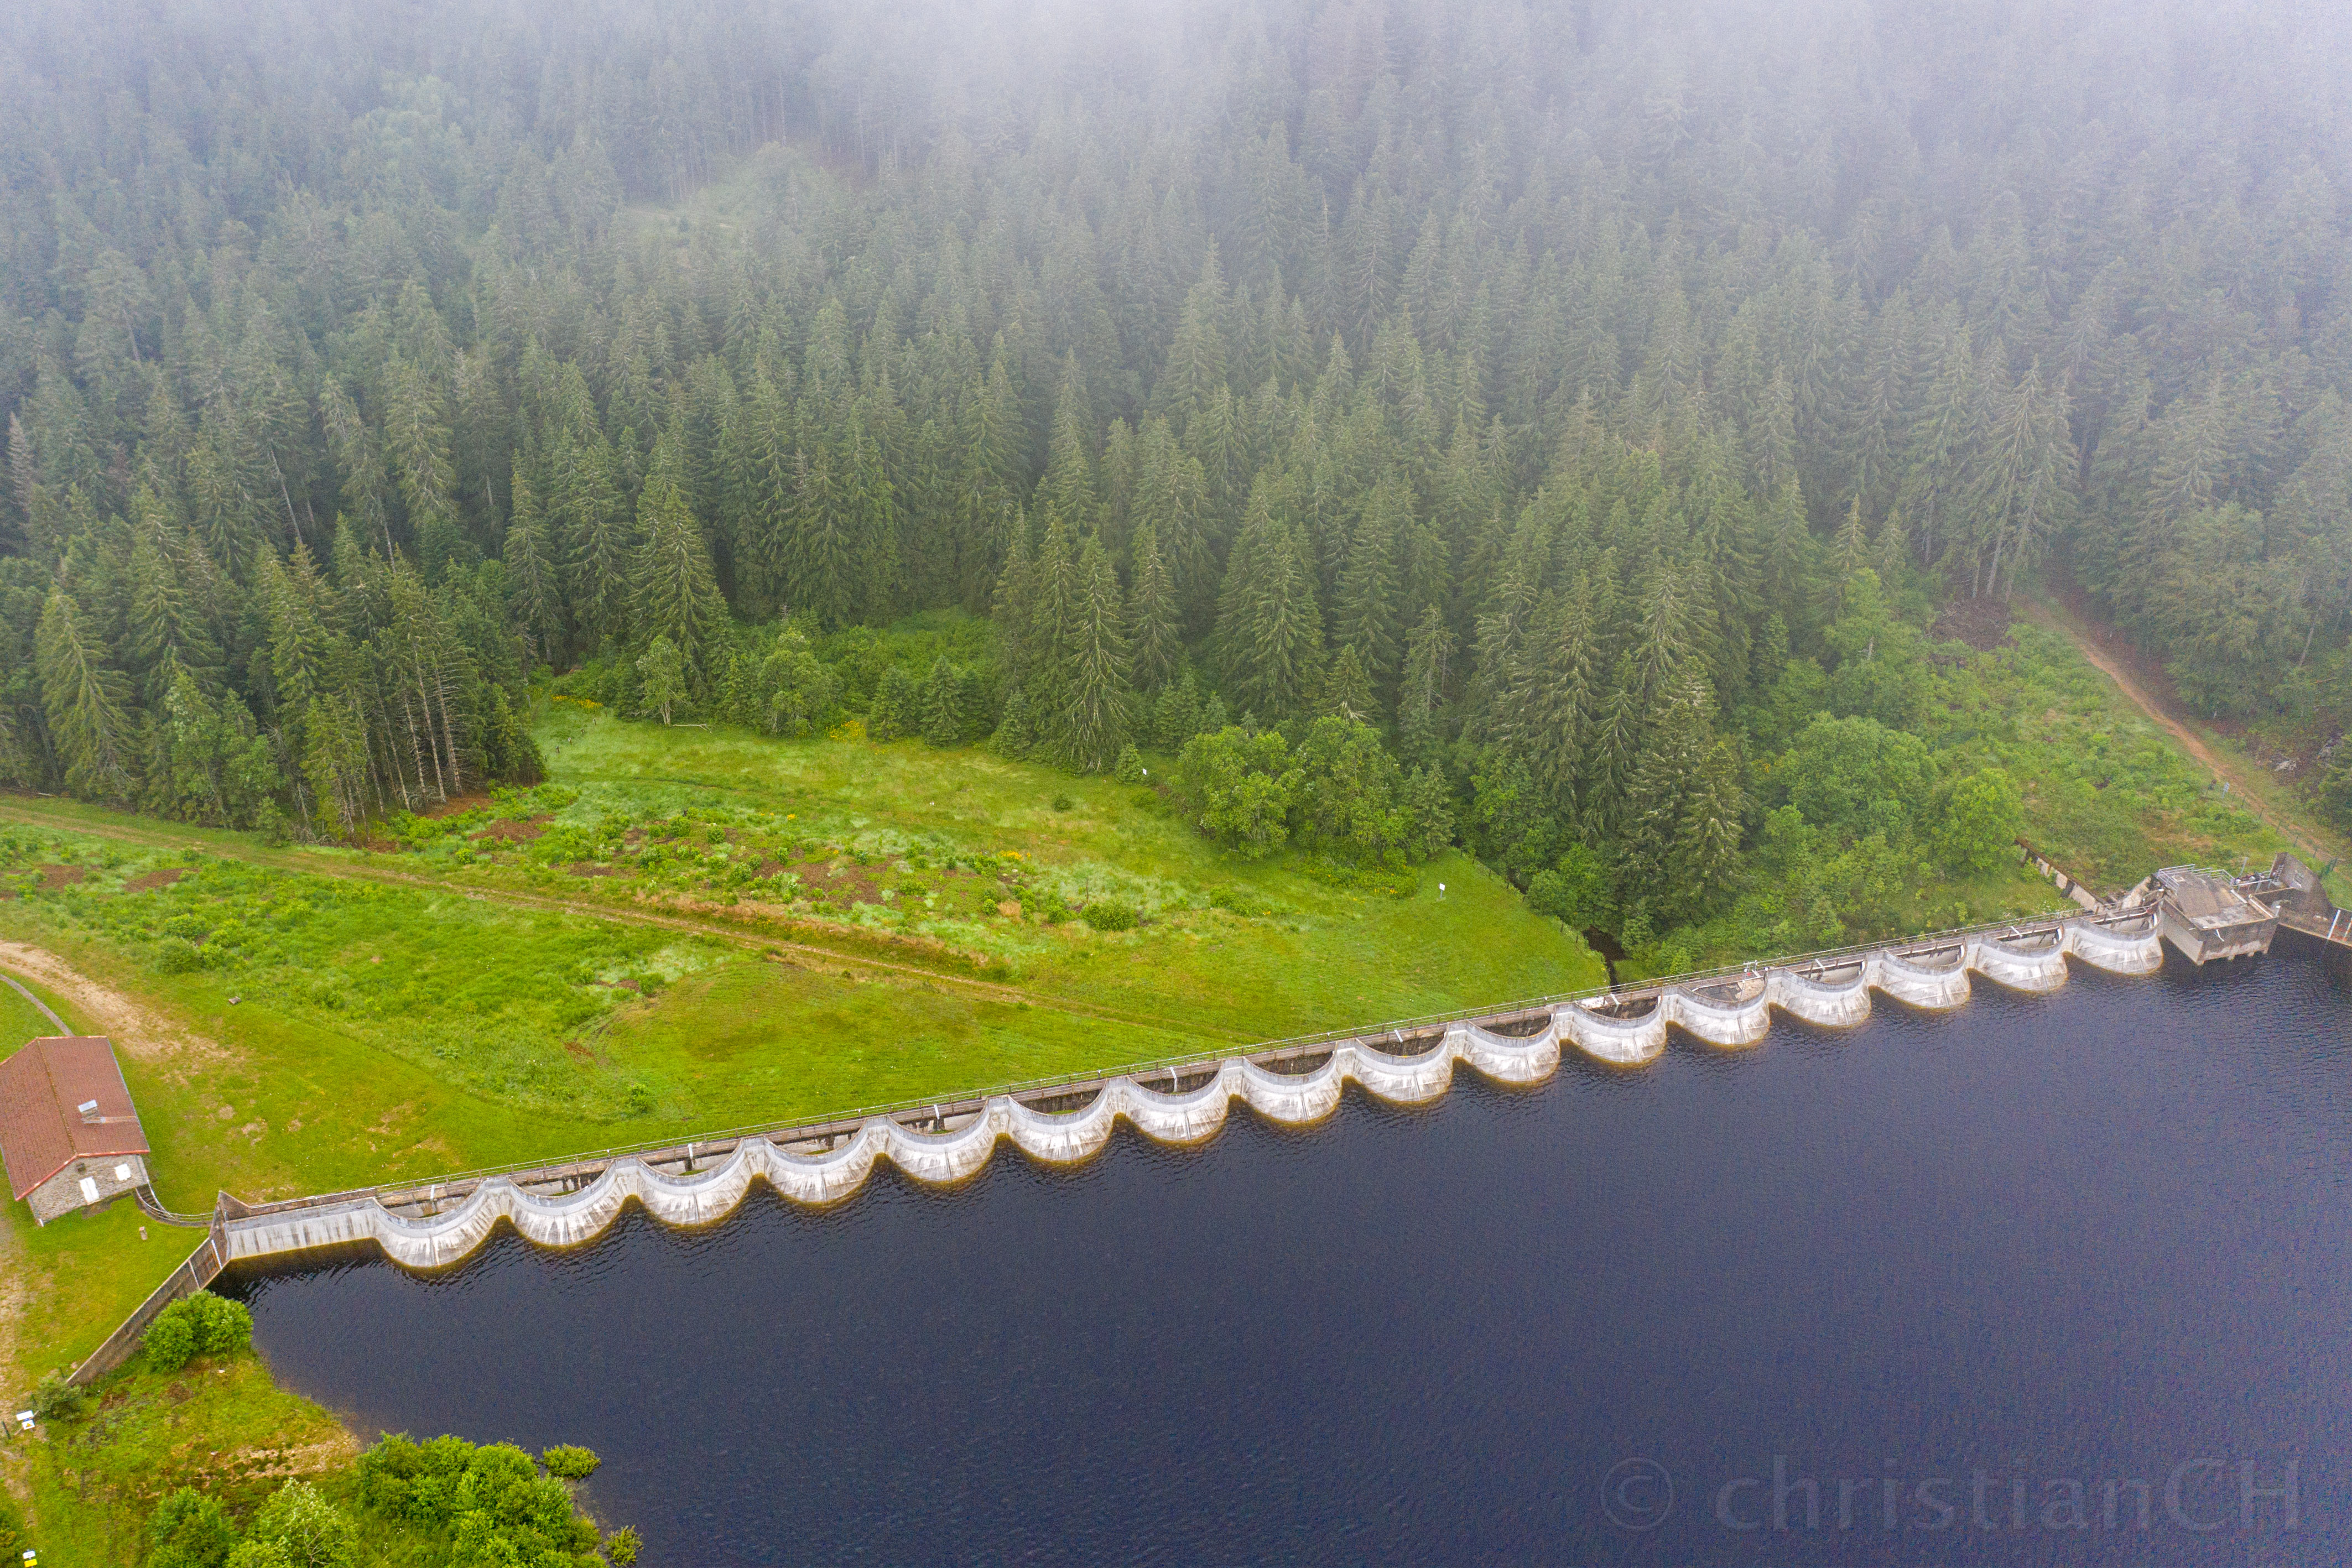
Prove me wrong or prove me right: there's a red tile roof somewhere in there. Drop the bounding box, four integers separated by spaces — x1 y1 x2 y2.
0 1036 149 1201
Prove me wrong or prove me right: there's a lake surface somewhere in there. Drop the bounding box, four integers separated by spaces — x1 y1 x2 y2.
231 942 2352 1565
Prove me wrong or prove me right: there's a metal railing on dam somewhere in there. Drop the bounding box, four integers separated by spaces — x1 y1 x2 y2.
68 854 2348 1385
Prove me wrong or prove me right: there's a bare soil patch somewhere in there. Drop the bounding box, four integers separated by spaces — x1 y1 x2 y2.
0 940 231 1065
33 864 88 890
1930 595 2014 652
569 863 623 877
423 793 496 818
472 815 550 843
123 868 189 893
788 855 883 904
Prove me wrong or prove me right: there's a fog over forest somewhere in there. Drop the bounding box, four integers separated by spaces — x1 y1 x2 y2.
3 0 2348 961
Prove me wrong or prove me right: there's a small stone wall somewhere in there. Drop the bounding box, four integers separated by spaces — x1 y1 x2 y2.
30 1152 150 1226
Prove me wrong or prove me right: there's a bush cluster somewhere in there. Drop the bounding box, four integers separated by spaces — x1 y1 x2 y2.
357 1434 621 1566
1174 717 1451 866
142 1291 254 1374
147 1481 353 1568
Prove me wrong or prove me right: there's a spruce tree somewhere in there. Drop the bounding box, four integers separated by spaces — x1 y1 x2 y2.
1154 668 1204 748
920 655 964 747
504 469 564 664
1057 536 1133 772
1320 643 1376 723
1396 605 1455 769
991 684 1039 759
1332 493 1401 687
1126 520 1181 694
991 510 1039 684
37 585 137 801
564 435 633 646
1217 483 1323 719
631 469 726 685
785 443 854 629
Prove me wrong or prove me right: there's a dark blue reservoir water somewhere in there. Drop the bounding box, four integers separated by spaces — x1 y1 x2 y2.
231 942 2352 1565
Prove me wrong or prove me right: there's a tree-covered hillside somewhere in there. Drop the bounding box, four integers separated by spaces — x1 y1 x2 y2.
1 0 2346 958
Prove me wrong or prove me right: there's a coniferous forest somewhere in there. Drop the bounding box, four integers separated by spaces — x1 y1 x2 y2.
3 0 2349 960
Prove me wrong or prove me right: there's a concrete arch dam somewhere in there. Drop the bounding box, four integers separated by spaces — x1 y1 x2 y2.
216 906 2173 1277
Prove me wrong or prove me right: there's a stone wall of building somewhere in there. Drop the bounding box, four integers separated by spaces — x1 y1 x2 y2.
29 1151 150 1226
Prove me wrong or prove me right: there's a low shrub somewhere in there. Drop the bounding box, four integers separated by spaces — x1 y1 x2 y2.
542 1444 601 1479
1207 885 1274 918
145 1486 237 1568
1050 793 1075 811
143 1291 254 1374
31 1368 90 1421
246 1479 355 1568
358 1435 610 1560
1081 900 1138 931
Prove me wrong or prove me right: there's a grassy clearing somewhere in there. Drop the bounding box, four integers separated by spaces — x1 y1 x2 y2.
1936 624 2295 895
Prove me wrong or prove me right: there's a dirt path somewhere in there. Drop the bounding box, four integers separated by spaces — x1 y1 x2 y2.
0 808 1251 1045
0 940 230 1065
2027 600 2345 870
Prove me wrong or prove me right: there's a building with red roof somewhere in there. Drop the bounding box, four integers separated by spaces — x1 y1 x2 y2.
0 1036 152 1225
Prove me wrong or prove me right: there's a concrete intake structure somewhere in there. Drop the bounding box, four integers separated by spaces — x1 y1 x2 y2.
209 903 2183 1277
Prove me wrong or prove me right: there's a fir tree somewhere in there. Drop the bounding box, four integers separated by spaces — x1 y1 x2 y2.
920 655 965 747
631 470 726 684
1126 520 1182 694
38 585 137 801
1154 668 1204 748
1057 536 1133 772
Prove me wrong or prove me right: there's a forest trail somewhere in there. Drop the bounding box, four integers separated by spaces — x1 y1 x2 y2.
0 805 1251 1046
2028 599 2348 874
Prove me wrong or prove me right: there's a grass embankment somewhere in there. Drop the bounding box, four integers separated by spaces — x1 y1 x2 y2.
7 1346 353 1568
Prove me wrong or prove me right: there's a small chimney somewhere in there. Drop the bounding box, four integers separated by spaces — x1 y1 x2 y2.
77 1098 101 1122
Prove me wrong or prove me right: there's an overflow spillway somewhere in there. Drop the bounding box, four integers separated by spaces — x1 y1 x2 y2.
74 855 2345 1386
213 906 2198 1275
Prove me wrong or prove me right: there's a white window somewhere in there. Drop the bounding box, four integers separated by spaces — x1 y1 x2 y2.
114 1163 133 1181
78 1176 100 1205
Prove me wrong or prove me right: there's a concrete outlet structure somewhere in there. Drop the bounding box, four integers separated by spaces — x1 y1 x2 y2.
2150 866 2280 963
